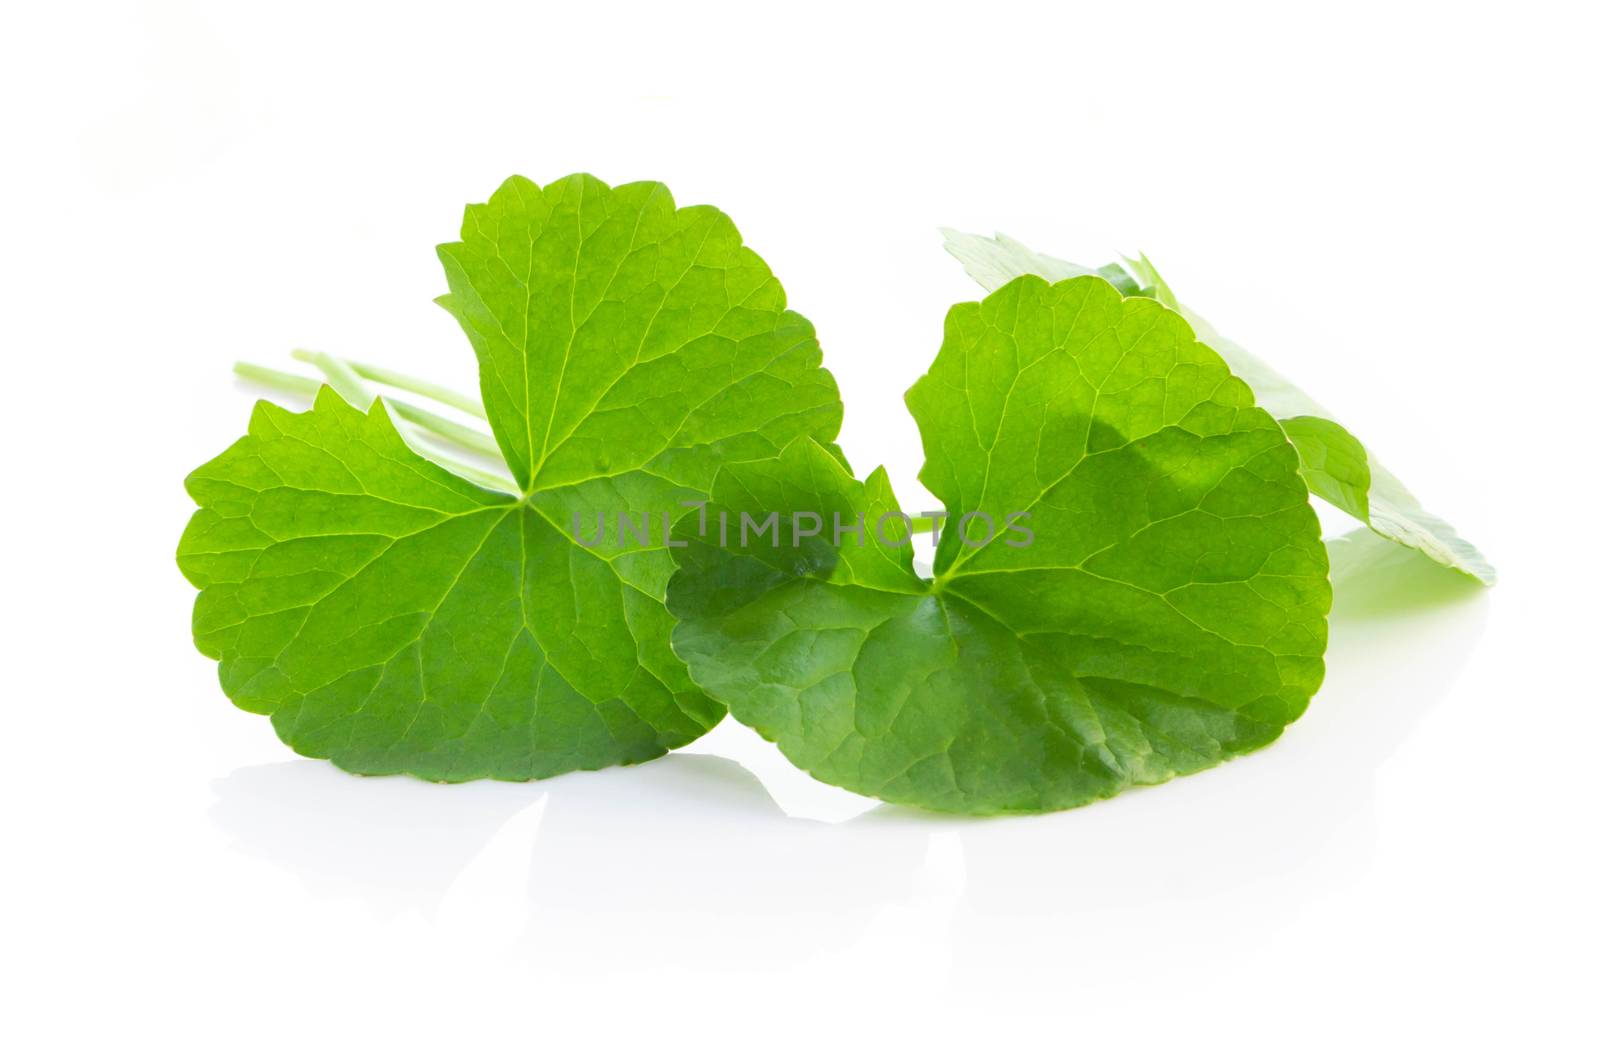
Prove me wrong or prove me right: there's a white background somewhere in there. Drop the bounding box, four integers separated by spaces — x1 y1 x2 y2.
4 1 1596 1044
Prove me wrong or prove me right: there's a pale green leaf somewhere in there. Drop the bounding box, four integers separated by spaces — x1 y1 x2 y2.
945 232 1495 583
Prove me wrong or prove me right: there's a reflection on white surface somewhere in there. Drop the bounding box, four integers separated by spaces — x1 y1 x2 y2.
210 761 540 917
942 537 1488 989
213 755 947 970
211 538 1487 980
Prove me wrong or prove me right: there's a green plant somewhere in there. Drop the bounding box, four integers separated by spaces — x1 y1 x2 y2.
178 174 840 780
179 174 1488 811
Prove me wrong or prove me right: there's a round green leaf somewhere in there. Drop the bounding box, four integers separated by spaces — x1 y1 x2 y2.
669 276 1330 813
178 175 841 780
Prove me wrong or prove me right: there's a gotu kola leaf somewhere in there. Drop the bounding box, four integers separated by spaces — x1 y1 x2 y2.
942 230 1495 584
178 174 842 780
667 275 1331 814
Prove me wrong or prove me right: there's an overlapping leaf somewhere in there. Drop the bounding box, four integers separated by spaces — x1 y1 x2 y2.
668 275 1331 813
943 230 1494 583
178 174 841 779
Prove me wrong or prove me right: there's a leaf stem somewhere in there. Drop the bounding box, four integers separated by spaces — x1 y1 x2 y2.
232 362 322 397
236 355 512 487
288 351 497 456
290 348 377 409
291 349 486 419
385 399 501 458
407 448 519 495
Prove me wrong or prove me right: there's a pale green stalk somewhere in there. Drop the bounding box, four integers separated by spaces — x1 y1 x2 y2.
385 399 501 457
291 349 486 419
290 348 376 409
235 356 516 494
289 350 499 458
232 362 322 398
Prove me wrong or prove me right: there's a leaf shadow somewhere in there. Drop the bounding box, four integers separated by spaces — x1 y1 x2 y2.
209 760 539 919
209 753 935 969
1328 528 1487 620
210 534 1492 981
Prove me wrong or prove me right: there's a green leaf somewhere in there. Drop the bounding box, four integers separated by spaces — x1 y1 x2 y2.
1280 415 1371 519
668 275 1331 814
179 174 842 780
944 233 1496 584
